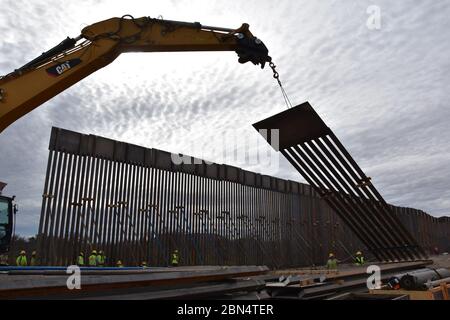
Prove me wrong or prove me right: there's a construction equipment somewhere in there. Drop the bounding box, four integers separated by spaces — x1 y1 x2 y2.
0 15 272 133
387 268 450 290
371 270 450 300
0 182 17 259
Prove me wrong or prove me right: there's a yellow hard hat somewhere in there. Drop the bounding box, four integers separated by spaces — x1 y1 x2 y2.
79 252 84 256
141 261 147 266
329 253 334 258
32 251 37 256
99 250 103 254
356 251 362 255
116 260 123 265
92 250 97 254
20 250 26 254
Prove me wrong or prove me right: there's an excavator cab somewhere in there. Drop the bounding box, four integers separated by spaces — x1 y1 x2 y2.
0 183 15 258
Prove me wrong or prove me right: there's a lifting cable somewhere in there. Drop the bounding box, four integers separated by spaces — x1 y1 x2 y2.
269 62 293 109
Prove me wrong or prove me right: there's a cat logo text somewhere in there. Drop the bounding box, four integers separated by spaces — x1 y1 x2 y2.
46 59 82 77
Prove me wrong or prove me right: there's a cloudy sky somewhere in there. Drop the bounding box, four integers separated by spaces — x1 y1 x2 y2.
0 0 449 236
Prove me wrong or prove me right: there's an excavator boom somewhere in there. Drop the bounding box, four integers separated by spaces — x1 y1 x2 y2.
0 15 271 133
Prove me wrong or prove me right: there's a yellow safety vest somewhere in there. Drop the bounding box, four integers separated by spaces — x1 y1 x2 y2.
355 256 365 265
326 258 337 269
171 253 179 265
97 255 105 265
89 255 97 266
16 255 27 266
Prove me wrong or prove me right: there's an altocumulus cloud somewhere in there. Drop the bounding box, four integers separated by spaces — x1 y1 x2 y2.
0 0 449 236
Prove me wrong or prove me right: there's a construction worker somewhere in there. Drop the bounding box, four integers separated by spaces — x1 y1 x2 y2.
30 251 38 266
77 252 85 266
16 250 27 266
0 254 8 266
96 250 105 267
326 253 338 270
116 260 124 268
88 250 97 267
171 249 179 267
355 251 365 266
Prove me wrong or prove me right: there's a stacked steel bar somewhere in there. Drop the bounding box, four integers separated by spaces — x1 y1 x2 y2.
253 102 427 262
0 265 270 299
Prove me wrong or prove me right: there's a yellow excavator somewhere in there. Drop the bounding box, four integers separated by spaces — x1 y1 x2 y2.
0 15 273 133
0 15 275 256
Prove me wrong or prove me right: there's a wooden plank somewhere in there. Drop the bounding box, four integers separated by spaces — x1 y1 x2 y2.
370 289 434 300
370 283 450 300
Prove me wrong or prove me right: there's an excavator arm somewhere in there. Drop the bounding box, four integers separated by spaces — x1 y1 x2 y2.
0 15 271 133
